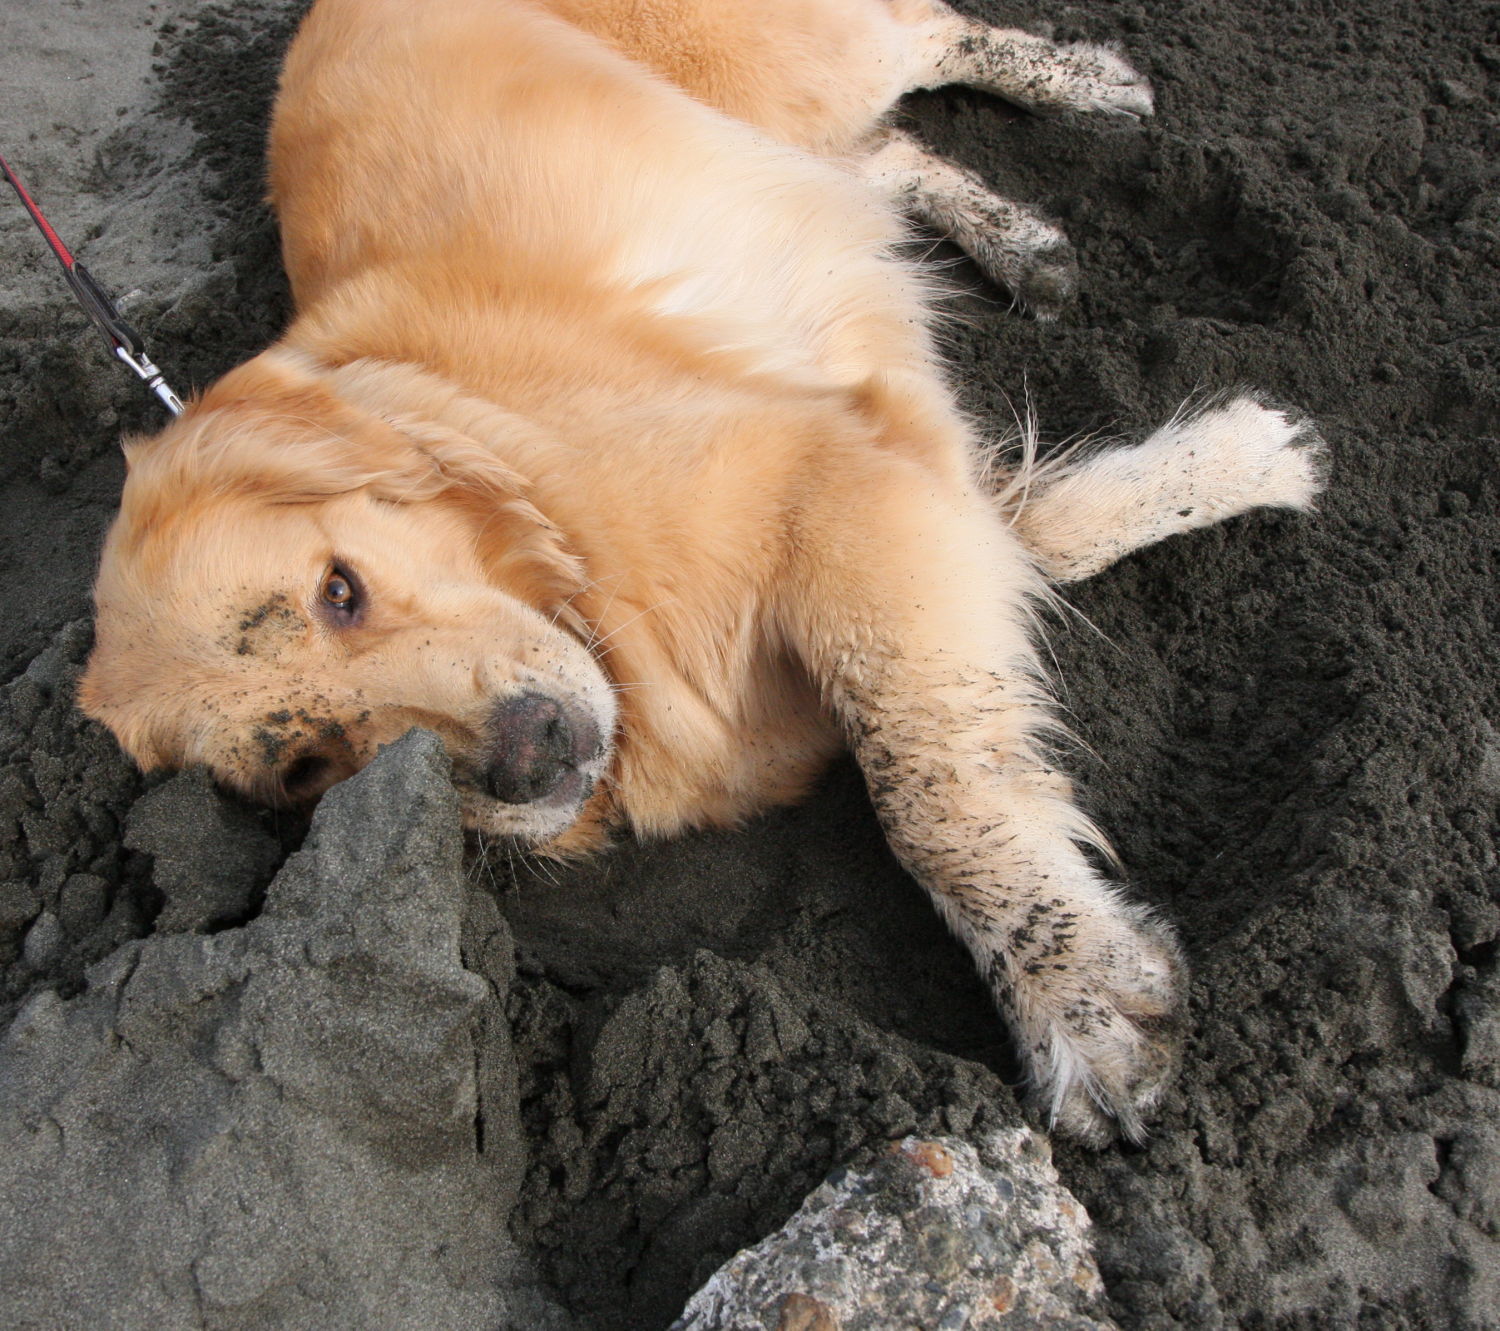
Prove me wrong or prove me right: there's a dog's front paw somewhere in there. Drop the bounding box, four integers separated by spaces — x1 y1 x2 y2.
1006 900 1186 1146
1048 43 1155 118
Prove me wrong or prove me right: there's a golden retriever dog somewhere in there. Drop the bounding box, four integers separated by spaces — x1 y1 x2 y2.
79 0 1326 1143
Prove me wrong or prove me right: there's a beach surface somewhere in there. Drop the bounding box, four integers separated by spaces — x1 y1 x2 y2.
1 2 1497 1326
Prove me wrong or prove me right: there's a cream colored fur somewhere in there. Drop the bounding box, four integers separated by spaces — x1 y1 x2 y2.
79 0 1327 1142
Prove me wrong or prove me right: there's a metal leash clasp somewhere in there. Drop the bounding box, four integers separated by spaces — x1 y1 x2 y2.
115 345 185 416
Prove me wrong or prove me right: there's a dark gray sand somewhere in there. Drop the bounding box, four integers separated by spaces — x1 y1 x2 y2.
1 1 1497 1327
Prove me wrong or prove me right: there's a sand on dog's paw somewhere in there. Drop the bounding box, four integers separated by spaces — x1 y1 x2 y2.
1057 43 1155 118
1015 904 1186 1147
1182 393 1332 514
1012 237 1080 321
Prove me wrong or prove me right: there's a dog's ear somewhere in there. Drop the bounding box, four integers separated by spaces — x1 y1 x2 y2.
118 351 586 614
118 354 434 506
139 353 454 502
387 415 587 615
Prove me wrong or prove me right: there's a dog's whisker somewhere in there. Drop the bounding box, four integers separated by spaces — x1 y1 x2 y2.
587 597 678 653
551 573 610 631
525 851 563 889
579 573 631 652
470 827 499 888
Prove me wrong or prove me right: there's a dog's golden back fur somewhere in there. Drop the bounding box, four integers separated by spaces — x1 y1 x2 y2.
271 0 931 376
249 0 972 841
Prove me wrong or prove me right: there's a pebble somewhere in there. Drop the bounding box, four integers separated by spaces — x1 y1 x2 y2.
671 1131 1116 1329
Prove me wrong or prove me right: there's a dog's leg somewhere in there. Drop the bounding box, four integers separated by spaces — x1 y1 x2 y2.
783 455 1184 1143
999 395 1330 582
863 128 1078 318
896 0 1153 117
862 4 1150 313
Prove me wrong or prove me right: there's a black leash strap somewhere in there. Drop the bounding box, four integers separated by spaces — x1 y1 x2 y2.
2 150 184 416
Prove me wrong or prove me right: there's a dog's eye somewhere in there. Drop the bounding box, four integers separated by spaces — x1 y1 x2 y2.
321 566 360 614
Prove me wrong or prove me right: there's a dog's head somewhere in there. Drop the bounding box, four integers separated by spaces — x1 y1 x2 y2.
78 353 616 847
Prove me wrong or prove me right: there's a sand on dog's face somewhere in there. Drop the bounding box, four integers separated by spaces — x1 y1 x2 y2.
85 489 611 824
0 0 1498 1328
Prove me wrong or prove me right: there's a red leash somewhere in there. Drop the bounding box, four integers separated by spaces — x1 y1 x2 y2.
2 150 184 416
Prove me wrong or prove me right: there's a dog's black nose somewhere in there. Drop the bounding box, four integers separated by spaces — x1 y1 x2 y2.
484 692 576 804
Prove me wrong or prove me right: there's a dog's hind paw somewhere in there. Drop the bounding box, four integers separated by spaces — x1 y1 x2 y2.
1011 237 1080 321
1175 393 1332 516
1052 43 1155 118
946 30 1155 120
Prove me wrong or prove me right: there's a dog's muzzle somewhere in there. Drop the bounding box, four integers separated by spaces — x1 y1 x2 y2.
483 691 601 806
